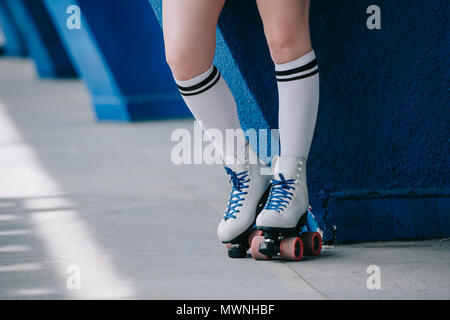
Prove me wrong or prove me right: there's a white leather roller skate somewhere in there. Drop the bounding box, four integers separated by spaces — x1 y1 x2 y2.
217 141 271 258
252 155 322 261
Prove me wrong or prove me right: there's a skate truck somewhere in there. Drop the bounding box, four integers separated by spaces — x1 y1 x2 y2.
250 206 322 261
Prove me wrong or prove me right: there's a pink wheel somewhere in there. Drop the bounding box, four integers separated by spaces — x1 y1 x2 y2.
250 236 270 260
279 237 303 261
301 232 322 256
248 230 263 247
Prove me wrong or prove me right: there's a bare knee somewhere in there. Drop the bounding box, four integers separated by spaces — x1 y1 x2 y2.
265 30 312 64
165 50 202 81
165 45 214 81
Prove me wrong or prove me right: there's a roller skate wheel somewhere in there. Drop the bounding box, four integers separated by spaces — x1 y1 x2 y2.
279 237 303 261
248 230 263 247
301 232 322 256
250 236 270 260
227 246 248 258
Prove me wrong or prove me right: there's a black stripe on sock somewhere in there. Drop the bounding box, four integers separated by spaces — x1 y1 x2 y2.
276 69 319 82
275 59 318 77
179 73 221 96
177 66 218 92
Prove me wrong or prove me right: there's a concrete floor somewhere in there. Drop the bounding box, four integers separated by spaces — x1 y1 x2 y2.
0 58 449 299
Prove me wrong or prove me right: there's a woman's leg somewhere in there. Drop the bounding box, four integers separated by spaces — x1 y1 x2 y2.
256 0 319 159
163 0 241 159
256 0 319 230
163 0 271 247
163 0 224 80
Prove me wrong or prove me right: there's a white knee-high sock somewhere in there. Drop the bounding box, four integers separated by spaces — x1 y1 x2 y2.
174 65 245 161
275 50 319 159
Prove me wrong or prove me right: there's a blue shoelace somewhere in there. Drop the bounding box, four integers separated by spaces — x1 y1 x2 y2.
223 167 250 220
264 173 296 213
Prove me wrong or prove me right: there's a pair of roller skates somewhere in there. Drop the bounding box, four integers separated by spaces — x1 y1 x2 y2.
225 207 322 261
217 145 322 261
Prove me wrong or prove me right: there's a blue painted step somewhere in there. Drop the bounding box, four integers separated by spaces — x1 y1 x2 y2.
0 0 27 56
43 0 190 121
4 0 76 77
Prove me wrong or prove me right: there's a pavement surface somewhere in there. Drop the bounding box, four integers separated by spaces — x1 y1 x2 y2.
0 58 449 300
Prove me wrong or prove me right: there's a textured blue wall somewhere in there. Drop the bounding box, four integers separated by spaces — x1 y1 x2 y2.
44 0 189 121
4 0 75 77
149 0 450 242
0 0 28 56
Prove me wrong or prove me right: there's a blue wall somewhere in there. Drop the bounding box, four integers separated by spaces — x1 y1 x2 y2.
149 0 450 243
44 0 189 121
4 0 76 77
0 0 28 56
